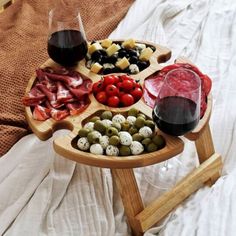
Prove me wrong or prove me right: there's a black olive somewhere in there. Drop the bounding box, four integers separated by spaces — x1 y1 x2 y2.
99 50 107 56
107 55 118 64
91 51 102 61
100 56 109 64
103 68 112 74
137 61 149 71
111 67 120 73
129 56 138 64
128 49 138 57
118 49 127 58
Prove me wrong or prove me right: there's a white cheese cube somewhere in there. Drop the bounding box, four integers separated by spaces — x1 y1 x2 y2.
116 57 130 70
90 62 103 74
88 42 103 55
122 39 136 49
106 43 121 56
139 47 154 61
101 39 113 48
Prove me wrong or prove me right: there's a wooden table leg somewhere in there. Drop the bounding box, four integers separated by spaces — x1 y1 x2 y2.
111 168 144 236
195 123 221 184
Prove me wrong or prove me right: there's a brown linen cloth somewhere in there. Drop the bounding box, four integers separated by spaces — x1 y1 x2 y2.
0 0 133 157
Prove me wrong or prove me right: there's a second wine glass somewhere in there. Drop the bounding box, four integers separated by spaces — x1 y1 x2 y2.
47 7 88 67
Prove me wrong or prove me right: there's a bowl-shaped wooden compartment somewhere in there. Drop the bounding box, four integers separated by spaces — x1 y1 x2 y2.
24 40 211 169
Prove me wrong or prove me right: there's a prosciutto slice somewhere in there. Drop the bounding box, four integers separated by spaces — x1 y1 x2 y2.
66 100 90 116
68 79 92 99
23 67 92 121
33 105 50 121
36 68 83 88
56 82 74 103
22 87 46 106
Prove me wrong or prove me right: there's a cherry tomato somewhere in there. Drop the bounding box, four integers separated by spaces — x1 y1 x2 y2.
92 80 104 94
119 75 132 81
107 96 120 107
103 75 116 86
113 75 120 84
118 91 125 98
96 91 107 104
120 94 134 106
116 82 123 88
122 79 134 91
134 81 142 88
131 87 143 101
105 84 119 96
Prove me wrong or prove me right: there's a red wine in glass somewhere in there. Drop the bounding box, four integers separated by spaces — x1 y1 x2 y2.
48 7 87 67
153 68 201 136
48 30 87 66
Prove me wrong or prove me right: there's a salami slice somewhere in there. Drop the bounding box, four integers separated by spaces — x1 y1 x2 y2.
143 63 212 118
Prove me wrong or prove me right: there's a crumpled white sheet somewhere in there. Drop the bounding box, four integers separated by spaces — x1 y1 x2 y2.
1 0 236 235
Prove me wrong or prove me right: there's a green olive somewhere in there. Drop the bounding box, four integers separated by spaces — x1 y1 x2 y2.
106 127 119 137
89 116 100 122
109 136 120 146
145 120 156 130
128 108 139 117
128 127 138 135
121 121 131 131
94 120 106 134
101 111 113 120
87 131 101 144
152 135 165 149
132 133 144 142
112 122 121 131
147 142 158 152
119 145 131 156
78 128 90 137
134 116 145 128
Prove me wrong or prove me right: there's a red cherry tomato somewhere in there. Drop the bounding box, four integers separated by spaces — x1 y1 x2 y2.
118 91 125 98
92 80 104 94
105 84 119 96
122 79 134 91
116 82 123 88
96 91 107 104
119 75 132 81
134 81 142 88
131 87 143 101
107 96 120 107
113 75 120 84
120 94 134 106
103 75 116 86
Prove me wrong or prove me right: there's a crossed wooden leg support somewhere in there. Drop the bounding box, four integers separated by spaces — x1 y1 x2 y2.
111 124 223 236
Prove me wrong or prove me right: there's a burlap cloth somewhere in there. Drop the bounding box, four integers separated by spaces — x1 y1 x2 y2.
0 0 133 156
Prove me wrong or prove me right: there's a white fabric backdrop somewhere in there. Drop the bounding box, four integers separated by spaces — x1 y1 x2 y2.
1 0 236 235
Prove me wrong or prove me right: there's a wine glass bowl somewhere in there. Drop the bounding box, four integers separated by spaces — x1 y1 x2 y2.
47 7 88 67
152 68 201 136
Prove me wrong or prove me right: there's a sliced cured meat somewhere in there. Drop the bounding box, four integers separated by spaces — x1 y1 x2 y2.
45 101 70 121
144 75 163 97
36 68 83 88
144 63 212 118
22 87 46 106
66 100 90 116
68 79 92 99
143 88 156 108
36 83 62 108
56 82 73 103
23 67 92 121
33 105 50 121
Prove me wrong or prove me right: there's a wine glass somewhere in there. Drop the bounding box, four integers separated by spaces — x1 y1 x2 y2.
151 68 201 187
47 6 88 67
152 68 201 136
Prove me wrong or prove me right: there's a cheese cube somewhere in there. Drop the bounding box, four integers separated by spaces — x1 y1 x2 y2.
88 42 103 55
90 62 103 74
101 39 113 48
122 39 136 49
106 43 121 56
139 47 153 61
116 57 130 70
